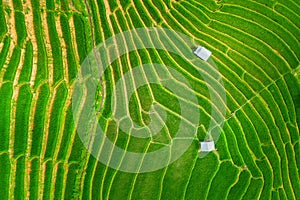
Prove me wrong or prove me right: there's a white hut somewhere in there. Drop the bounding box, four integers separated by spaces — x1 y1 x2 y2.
194 46 211 61
200 141 215 152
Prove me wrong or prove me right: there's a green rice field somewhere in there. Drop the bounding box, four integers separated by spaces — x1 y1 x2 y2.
0 0 299 199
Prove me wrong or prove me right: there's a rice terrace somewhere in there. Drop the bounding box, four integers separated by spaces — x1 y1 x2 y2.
0 0 299 199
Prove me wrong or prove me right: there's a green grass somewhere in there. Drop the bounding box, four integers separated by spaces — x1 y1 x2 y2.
65 163 79 199
60 14 77 82
19 41 33 83
108 171 138 199
223 123 244 166
102 167 119 199
228 48 276 84
267 84 290 122
105 168 133 199
227 170 251 199
60 0 70 11
119 0 130 10
287 122 299 146
279 188 288 199
101 67 113 118
12 0 23 11
143 0 162 24
57 105 74 160
0 1 7 39
243 178 263 199
272 190 280 200
54 163 65 199
211 16 286 76
295 142 300 176
281 151 295 200
1 0 300 199
193 0 221 11
0 36 10 71
285 143 300 199
285 73 300 124
130 169 163 199
160 144 198 199
212 12 299 68
185 153 219 199
29 158 39 200
108 0 118 12
227 117 262 178
216 133 231 161
242 73 265 92
152 0 167 13
30 84 50 157
180 2 210 24
262 145 282 188
256 159 273 199
206 161 239 199
261 90 290 143
71 0 86 13
274 4 300 36
73 13 89 63
236 108 265 159
126 7 143 29
172 5 217 43
15 11 27 47
115 10 127 31
91 163 105 199
45 82 68 158
31 0 47 86
82 157 96 198
96 0 112 39
0 83 13 151
14 156 25 199
46 0 55 10
277 78 297 123
14 84 32 157
220 2 300 62
87 0 102 44
133 0 152 27
3 47 21 81
241 102 271 144
47 11 63 84
43 161 53 199
68 131 87 162
251 97 285 146
0 153 10 199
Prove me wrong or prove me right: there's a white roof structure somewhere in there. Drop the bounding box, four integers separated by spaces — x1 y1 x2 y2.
194 46 212 61
200 141 215 152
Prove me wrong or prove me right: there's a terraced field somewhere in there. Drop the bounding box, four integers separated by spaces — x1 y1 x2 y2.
0 0 299 199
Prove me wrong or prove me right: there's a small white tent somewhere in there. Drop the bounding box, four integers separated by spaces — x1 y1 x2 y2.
194 46 211 61
200 141 215 152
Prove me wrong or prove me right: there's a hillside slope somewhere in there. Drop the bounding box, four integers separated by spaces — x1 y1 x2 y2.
0 0 299 199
